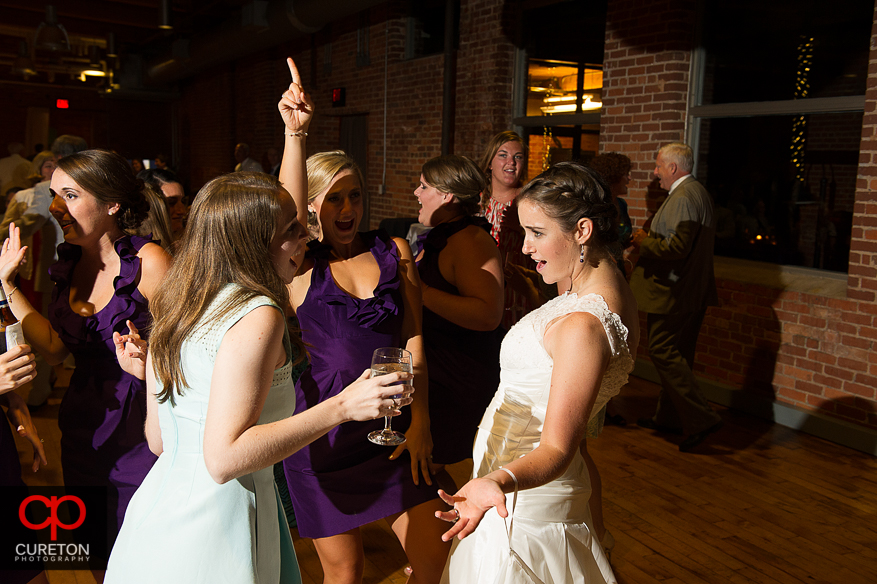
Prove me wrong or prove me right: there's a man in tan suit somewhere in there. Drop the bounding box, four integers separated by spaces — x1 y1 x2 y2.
629 142 723 452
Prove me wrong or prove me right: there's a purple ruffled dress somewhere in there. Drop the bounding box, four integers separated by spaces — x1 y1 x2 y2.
282 231 435 539
48 235 158 546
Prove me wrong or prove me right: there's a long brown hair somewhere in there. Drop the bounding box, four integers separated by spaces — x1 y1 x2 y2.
137 186 174 253
150 172 304 404
478 130 528 210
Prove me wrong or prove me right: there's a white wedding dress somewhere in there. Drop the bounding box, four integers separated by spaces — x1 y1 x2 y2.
441 292 633 584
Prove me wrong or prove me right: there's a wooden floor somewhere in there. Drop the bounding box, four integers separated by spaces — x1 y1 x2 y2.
12 371 877 583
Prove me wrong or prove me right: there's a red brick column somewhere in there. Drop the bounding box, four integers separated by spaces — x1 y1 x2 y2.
454 0 517 160
850 7 877 307
600 0 696 226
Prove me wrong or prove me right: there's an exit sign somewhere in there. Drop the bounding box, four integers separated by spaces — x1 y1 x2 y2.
331 87 346 108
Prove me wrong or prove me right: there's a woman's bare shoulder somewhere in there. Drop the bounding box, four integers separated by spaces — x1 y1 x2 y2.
446 223 499 255
136 241 171 266
290 258 315 310
136 242 172 300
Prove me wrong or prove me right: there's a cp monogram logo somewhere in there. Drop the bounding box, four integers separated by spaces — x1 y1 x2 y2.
19 495 87 541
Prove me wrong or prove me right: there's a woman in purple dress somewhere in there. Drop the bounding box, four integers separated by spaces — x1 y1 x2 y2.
413 155 504 470
0 150 171 576
277 58 449 583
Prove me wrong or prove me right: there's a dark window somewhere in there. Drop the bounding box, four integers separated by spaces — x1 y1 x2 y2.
692 0 871 273
702 0 871 104
698 112 860 272
515 0 608 167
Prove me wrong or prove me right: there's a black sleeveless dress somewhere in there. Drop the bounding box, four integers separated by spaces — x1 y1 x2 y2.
416 217 504 464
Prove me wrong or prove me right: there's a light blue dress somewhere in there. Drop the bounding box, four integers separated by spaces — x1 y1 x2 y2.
105 285 301 583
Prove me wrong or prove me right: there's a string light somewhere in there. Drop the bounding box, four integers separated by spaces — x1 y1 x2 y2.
542 126 553 171
791 36 813 183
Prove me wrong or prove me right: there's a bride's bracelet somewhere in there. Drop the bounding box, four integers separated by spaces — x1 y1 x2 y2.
498 466 518 492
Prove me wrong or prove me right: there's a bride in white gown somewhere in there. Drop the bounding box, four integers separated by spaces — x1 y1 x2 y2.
437 162 640 584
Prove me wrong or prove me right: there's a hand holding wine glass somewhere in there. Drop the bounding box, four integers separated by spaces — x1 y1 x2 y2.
368 347 413 446
335 367 413 422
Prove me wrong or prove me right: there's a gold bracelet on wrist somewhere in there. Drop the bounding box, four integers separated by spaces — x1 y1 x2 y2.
285 131 308 138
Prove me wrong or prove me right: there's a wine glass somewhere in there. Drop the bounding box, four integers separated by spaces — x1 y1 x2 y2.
367 347 412 446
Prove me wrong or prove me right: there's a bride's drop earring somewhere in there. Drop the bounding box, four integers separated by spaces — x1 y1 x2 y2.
579 244 585 263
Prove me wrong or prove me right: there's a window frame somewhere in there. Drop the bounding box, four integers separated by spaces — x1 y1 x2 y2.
685 2 866 275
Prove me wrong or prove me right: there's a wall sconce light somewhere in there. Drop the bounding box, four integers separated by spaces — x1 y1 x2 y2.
80 45 107 80
106 32 117 58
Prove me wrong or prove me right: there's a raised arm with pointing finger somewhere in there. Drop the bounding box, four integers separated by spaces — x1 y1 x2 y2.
278 57 314 232
274 57 450 584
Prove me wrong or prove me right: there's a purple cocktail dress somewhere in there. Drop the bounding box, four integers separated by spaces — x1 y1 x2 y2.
282 231 435 539
415 216 503 464
48 235 158 546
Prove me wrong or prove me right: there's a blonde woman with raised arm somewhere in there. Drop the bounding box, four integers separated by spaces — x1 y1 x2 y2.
277 58 450 584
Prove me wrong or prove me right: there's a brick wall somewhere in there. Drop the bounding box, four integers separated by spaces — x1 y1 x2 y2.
600 0 696 227
601 0 877 431
176 0 516 228
453 0 517 160
839 0 877 426
179 67 237 189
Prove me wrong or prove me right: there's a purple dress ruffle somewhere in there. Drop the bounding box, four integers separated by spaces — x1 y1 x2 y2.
48 235 158 548
415 217 503 464
282 230 435 539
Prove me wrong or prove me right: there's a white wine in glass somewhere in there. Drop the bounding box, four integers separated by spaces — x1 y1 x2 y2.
368 347 412 446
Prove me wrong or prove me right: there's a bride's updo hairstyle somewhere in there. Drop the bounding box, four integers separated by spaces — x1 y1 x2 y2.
518 161 619 252
56 149 150 232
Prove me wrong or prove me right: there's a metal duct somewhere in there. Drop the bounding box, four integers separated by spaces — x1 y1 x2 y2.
147 0 384 84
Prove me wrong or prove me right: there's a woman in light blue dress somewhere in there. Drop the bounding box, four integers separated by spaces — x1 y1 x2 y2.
104 171 414 579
